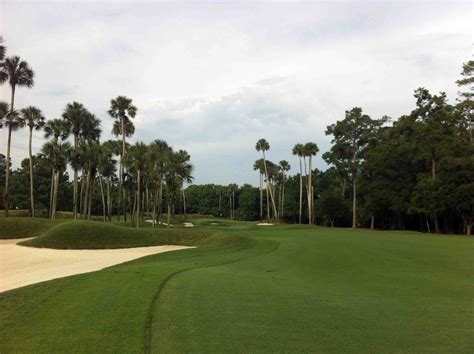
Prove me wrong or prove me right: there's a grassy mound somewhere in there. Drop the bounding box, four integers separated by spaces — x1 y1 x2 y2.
20 220 214 249
0 218 64 239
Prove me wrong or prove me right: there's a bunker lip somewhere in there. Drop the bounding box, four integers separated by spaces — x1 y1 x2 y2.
0 238 193 293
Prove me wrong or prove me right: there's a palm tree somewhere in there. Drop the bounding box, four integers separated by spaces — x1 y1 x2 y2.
149 139 171 227
98 144 116 222
0 36 5 61
278 160 290 221
0 101 8 129
255 139 278 222
44 119 69 216
2 110 24 215
62 101 90 219
0 56 34 216
175 150 193 221
124 142 149 228
21 106 45 217
292 143 304 224
41 140 71 219
304 142 319 225
253 159 265 221
109 96 137 221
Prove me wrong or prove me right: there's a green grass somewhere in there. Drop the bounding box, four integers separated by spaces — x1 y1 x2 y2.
0 217 65 239
1 222 473 353
20 220 215 249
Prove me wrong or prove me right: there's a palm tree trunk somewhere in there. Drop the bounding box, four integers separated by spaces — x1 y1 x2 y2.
183 188 187 221
158 178 163 224
28 127 35 218
370 214 375 230
167 203 171 228
307 157 312 225
352 175 357 229
52 169 59 219
107 179 112 221
136 169 141 228
73 135 78 220
49 169 54 218
152 188 158 229
130 190 136 227
282 179 285 222
265 187 270 221
4 125 12 217
99 175 106 222
259 174 263 221
4 85 16 217
262 152 278 222
87 177 93 219
298 157 303 224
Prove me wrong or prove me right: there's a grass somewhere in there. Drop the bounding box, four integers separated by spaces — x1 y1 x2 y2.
0 217 65 239
20 220 215 249
1 221 473 353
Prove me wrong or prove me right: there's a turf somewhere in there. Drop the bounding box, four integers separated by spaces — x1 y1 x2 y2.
1 222 473 353
0 217 64 239
20 220 214 249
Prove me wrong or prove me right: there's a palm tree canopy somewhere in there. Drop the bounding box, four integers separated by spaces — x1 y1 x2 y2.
0 100 9 128
80 113 101 142
0 36 5 61
108 96 137 120
41 140 71 170
253 159 265 173
44 119 69 140
304 142 319 156
292 143 304 157
255 138 269 152
124 142 149 174
279 160 291 172
62 101 90 137
3 110 24 131
111 117 135 138
21 106 45 130
0 56 34 88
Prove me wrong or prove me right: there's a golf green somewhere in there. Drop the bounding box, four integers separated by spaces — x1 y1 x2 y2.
1 222 472 353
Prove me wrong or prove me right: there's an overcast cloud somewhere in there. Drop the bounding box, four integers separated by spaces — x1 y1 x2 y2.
0 0 471 185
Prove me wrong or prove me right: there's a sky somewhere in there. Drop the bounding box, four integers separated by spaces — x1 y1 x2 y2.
0 0 472 186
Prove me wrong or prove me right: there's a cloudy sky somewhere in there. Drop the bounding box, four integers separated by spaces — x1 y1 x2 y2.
0 0 471 185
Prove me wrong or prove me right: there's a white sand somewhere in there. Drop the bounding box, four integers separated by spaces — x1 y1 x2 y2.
0 238 192 293
145 219 172 226
183 222 194 228
257 223 274 226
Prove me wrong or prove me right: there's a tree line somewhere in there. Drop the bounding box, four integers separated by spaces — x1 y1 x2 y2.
0 37 193 228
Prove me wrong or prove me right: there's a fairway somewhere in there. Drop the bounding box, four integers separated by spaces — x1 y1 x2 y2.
1 222 472 353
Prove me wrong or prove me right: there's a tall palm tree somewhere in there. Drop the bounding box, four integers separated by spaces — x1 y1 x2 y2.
304 142 319 225
292 143 304 224
149 139 171 227
2 110 24 215
21 106 45 217
278 160 290 221
175 149 193 221
253 159 265 221
44 119 69 216
0 36 5 61
0 101 8 129
41 140 71 219
97 144 116 222
109 96 137 221
62 101 90 219
255 139 278 222
124 142 149 228
0 56 34 216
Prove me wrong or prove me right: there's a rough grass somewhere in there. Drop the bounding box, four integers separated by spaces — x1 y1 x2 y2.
20 220 215 249
0 217 64 239
1 223 473 353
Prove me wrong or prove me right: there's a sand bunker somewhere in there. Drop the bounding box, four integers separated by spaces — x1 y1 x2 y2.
0 238 192 292
183 222 194 227
257 223 274 226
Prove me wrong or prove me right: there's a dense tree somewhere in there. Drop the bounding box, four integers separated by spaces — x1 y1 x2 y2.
0 56 34 216
292 144 304 224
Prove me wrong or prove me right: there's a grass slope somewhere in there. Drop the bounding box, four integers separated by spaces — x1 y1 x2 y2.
20 220 214 249
1 223 473 353
0 217 64 239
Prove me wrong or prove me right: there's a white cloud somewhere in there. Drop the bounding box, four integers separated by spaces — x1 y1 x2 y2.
0 1 471 185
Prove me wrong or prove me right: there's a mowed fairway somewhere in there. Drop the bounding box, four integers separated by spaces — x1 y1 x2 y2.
1 222 473 353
